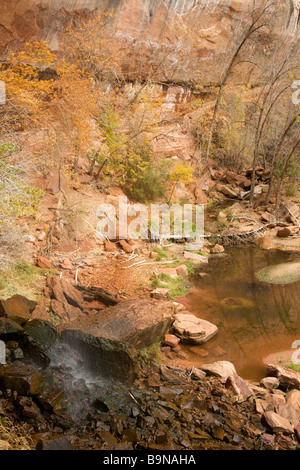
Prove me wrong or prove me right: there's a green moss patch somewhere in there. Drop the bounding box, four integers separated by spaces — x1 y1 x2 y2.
256 259 300 285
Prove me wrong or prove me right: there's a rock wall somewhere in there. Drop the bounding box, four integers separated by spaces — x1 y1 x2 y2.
0 0 298 53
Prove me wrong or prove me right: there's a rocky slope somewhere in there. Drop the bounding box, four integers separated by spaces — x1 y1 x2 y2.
1 295 300 450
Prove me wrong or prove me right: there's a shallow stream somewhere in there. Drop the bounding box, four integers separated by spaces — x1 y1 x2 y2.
182 247 300 381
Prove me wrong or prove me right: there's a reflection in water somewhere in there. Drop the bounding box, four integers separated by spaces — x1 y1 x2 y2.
184 247 300 381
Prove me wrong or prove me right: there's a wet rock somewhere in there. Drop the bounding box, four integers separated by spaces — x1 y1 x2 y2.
24 319 59 349
200 361 237 380
60 329 139 383
17 395 43 421
18 319 60 367
0 317 24 337
36 436 73 450
37 385 64 413
0 295 37 325
225 376 252 401
0 365 44 396
260 377 280 390
263 411 294 434
172 313 218 345
159 365 188 385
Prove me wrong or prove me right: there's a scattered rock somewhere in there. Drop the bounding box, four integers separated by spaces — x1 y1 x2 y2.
260 377 280 390
275 403 299 427
118 240 134 253
104 241 117 252
156 267 179 279
164 334 180 348
0 295 37 325
183 252 208 264
210 244 225 254
150 288 171 300
266 364 300 390
286 389 300 416
277 227 298 237
60 259 73 270
36 256 53 270
0 317 24 336
219 185 239 199
263 411 294 434
225 375 252 401
0 365 44 396
176 265 189 277
200 361 237 380
172 313 218 345
36 437 73 450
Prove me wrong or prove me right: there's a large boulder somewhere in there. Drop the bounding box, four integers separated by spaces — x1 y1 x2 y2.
59 298 175 349
172 313 218 345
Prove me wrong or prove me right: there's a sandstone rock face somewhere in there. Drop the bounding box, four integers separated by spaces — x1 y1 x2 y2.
0 1 296 84
172 313 218 344
59 298 175 349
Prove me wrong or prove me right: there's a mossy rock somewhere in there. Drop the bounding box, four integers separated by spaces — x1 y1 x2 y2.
256 259 300 285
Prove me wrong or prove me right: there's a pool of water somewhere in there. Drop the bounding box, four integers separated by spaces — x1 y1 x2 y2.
180 246 300 381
